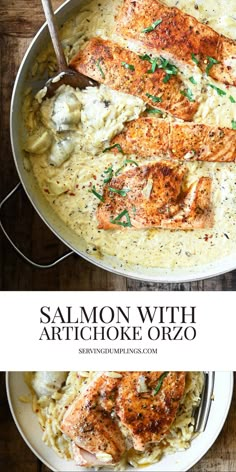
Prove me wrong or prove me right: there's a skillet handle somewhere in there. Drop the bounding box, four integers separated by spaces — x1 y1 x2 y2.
0 182 74 269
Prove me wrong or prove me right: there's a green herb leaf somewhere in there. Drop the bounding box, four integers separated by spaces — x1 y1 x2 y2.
207 83 226 96
139 54 178 79
91 185 104 202
232 120 236 130
103 167 113 184
146 108 163 115
158 56 178 82
189 76 197 85
146 93 162 103
109 187 130 197
163 74 171 83
153 372 169 396
115 159 139 176
110 209 132 227
206 56 220 75
191 53 200 65
139 54 152 61
139 55 159 73
159 56 179 75
96 58 105 79
180 88 195 102
121 61 135 71
229 95 236 103
148 57 158 73
103 143 124 154
142 18 162 33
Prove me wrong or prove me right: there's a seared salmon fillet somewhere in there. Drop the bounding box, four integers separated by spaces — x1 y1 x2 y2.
69 37 198 121
116 372 186 451
61 374 126 466
97 162 213 230
116 0 236 86
61 372 186 465
111 117 236 161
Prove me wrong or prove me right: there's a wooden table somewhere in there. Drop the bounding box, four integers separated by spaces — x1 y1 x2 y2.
1 0 236 291
0 372 235 471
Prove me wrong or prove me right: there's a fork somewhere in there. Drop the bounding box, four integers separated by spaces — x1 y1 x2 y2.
194 371 215 433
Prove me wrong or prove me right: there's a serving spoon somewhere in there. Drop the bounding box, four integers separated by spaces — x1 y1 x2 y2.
41 0 97 97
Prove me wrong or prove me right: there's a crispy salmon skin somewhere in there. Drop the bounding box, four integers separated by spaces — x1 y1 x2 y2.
116 0 236 86
97 161 213 230
69 37 198 121
111 117 236 161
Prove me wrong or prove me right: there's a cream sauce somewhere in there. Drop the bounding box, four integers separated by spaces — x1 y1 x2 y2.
24 0 236 269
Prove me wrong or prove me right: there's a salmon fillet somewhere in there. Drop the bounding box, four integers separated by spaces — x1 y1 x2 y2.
116 372 186 451
61 374 126 465
61 372 186 465
116 0 236 86
69 37 198 121
111 117 236 161
97 161 213 230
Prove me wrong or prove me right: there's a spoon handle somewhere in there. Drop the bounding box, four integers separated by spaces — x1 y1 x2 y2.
41 0 68 72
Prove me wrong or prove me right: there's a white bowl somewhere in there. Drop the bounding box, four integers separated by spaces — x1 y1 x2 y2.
6 372 234 472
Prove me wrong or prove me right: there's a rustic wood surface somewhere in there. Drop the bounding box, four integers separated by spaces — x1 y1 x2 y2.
0 0 236 291
0 372 235 471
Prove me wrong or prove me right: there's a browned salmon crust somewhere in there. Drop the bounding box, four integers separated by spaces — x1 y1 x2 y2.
61 375 126 464
97 162 213 230
69 37 198 121
111 117 236 161
61 372 186 465
116 0 236 86
116 372 186 451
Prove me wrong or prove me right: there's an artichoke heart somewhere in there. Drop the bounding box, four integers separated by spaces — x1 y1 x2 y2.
49 138 74 167
24 128 52 154
52 90 81 131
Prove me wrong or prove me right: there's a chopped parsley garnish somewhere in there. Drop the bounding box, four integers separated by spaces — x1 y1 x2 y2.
91 185 104 202
115 159 139 175
207 83 226 96
189 76 197 85
153 372 169 396
159 56 179 82
159 56 178 74
103 143 124 154
229 95 236 103
139 54 158 73
121 61 135 71
96 58 105 79
180 88 195 102
103 167 113 184
109 187 130 197
191 53 200 65
139 54 178 81
146 108 163 115
110 209 132 227
139 54 152 61
147 57 158 74
142 18 162 33
206 56 220 75
163 74 171 83
146 93 162 103
232 120 236 130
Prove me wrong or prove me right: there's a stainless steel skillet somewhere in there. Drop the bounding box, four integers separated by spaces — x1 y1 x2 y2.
1 0 236 282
